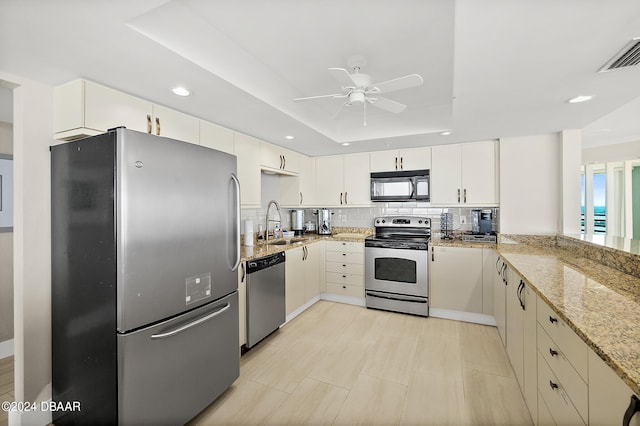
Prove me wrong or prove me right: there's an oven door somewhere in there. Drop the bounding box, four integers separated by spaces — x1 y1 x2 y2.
364 246 428 297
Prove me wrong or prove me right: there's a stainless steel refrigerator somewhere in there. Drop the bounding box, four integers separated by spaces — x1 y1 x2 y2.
51 128 241 425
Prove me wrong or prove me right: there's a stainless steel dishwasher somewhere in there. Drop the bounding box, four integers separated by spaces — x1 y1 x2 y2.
246 251 286 348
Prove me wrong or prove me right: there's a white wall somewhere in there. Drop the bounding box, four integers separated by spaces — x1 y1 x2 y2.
499 133 561 234
560 130 582 234
1 71 53 426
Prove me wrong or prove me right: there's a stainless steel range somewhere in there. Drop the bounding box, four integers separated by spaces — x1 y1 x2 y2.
364 216 430 316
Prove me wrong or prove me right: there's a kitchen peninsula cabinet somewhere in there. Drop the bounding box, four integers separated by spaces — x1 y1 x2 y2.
314 153 370 206
431 140 498 206
234 132 262 208
54 79 199 144
369 146 431 172
429 246 484 314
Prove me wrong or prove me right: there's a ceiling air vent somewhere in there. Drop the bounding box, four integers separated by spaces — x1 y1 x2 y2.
599 37 640 72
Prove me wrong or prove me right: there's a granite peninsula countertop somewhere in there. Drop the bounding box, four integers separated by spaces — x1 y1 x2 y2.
496 239 640 396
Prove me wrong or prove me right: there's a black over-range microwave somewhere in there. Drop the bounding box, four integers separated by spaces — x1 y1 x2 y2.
370 169 430 202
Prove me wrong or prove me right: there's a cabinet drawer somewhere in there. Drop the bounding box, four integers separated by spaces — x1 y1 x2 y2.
537 301 587 381
326 272 364 287
326 251 364 264
326 241 364 253
538 352 586 425
325 282 364 298
537 324 588 421
326 261 364 275
537 391 556 426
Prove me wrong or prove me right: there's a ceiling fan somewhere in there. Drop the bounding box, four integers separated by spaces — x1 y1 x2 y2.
293 56 424 126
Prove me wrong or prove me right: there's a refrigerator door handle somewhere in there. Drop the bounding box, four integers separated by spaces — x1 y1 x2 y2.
151 303 231 339
231 173 241 271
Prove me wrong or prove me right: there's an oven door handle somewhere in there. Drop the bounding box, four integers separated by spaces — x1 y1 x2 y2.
366 291 428 304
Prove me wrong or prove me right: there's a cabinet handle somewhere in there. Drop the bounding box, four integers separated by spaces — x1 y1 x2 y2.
549 316 558 324
344 191 348 204
300 192 303 205
395 157 398 170
623 395 640 426
155 117 161 135
283 155 286 169
518 280 525 311
549 348 558 357
146 114 152 133
431 246 434 261
549 380 559 390
457 189 461 203
400 156 403 170
240 263 245 283
464 188 467 203
279 155 283 169
340 192 343 204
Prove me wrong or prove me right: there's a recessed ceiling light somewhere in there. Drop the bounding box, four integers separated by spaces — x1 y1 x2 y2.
568 95 593 103
285 135 295 140
440 131 452 136
342 142 350 146
172 86 190 97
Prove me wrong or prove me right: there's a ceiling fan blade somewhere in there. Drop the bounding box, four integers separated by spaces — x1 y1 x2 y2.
332 100 350 119
372 74 423 93
328 68 357 88
293 93 348 102
369 96 407 114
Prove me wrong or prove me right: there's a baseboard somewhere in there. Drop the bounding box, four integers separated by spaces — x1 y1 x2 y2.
320 293 366 307
0 338 13 359
285 296 321 323
429 308 497 326
8 384 53 426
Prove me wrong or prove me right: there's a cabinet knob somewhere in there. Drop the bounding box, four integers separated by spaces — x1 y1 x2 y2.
549 380 559 390
549 316 558 324
342 275 346 278
549 348 558 357
342 285 346 289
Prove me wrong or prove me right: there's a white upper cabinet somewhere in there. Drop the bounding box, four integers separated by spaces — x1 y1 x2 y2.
260 141 300 174
54 79 152 140
280 155 316 207
54 79 199 144
151 104 199 145
315 153 370 207
199 120 234 154
233 132 261 208
370 147 431 172
431 140 498 206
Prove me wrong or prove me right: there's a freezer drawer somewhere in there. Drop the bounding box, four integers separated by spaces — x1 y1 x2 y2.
117 291 239 425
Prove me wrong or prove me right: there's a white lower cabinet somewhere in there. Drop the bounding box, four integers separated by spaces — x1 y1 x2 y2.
493 253 507 346
285 243 322 318
430 246 494 315
588 349 640 426
324 241 364 299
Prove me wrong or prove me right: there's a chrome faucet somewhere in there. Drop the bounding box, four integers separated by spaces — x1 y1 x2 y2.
265 200 281 243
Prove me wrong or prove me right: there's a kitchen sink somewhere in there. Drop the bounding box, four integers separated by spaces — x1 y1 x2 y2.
266 238 306 246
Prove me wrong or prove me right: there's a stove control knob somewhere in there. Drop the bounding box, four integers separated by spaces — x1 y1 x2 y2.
375 219 380 224
382 219 386 223
418 220 423 224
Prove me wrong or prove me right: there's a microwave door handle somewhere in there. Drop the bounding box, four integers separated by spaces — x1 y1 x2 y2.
409 179 416 198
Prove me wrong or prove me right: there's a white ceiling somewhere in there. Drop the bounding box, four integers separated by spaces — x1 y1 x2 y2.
1 0 640 156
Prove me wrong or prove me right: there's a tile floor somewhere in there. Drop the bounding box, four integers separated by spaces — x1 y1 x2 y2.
190 301 533 426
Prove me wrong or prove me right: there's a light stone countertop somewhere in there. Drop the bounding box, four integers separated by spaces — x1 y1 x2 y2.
496 240 640 396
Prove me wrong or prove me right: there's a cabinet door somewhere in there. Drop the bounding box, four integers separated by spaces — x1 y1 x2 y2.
522 283 537 417
369 150 399 172
152 104 200 145
398 146 431 171
430 246 483 313
304 244 321 303
299 156 316 206
260 141 283 171
461 140 497 204
505 269 524 388
281 147 300 174
285 247 306 315
200 120 234 154
493 254 507 346
431 144 462 205
315 155 344 206
589 349 640 426
234 133 261 207
85 80 153 134
238 263 247 347
343 152 370 205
